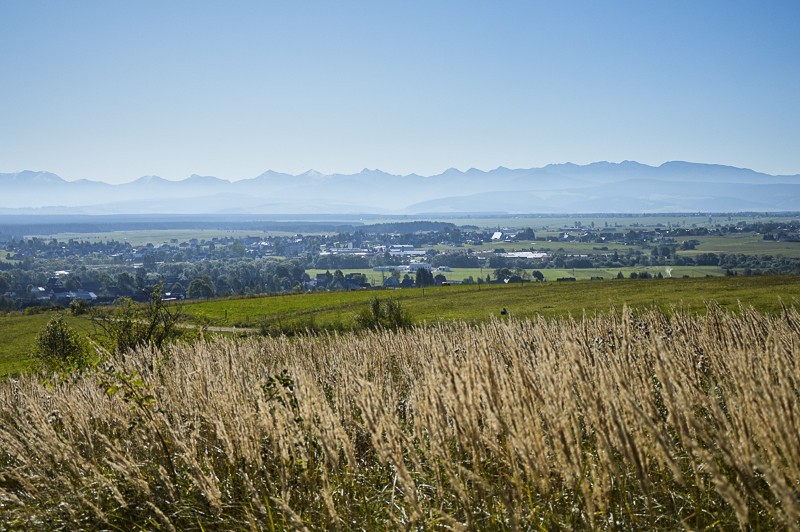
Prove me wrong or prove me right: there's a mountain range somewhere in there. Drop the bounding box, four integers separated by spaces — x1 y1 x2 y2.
1 161 799 215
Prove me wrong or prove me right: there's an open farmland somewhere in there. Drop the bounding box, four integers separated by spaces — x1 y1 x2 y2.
678 234 800 257
3 275 799 376
179 274 800 330
1 304 799 528
24 228 305 247
307 265 728 283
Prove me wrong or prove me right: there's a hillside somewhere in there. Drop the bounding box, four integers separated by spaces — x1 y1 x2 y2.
4 275 799 376
2 303 798 528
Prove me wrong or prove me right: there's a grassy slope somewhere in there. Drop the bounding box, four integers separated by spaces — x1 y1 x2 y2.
182 275 800 327
2 305 798 528
0 313 93 375
3 275 798 376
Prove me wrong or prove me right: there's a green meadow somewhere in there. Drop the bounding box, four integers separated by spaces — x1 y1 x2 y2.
679 234 800 257
2 275 798 376
307 266 726 283
181 275 800 328
24 229 293 247
0 313 94 375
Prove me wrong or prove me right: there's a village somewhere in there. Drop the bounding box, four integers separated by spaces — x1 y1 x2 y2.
2 217 799 310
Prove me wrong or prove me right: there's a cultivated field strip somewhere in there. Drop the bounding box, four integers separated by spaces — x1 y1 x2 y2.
1 304 799 529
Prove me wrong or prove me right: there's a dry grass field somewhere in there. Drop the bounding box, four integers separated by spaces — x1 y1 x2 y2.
1 303 799 529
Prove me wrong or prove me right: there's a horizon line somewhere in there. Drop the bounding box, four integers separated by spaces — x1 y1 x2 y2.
5 159 799 185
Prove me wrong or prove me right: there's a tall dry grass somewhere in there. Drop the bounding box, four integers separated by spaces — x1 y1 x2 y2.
1 303 799 529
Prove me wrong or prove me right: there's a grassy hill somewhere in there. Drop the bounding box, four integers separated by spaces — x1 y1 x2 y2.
0 312 94 375
2 303 798 528
180 275 800 330
2 275 799 376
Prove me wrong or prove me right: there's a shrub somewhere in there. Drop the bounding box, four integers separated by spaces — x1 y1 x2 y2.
354 297 412 331
33 315 94 372
69 298 88 316
91 283 183 354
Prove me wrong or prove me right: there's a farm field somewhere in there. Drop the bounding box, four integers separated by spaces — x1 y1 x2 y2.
422 213 800 230
307 266 726 283
18 213 800 242
23 229 298 246
179 274 799 329
678 234 800 257
429 239 633 253
3 275 798 376
0 251 19 263
2 272 799 378
429 234 800 257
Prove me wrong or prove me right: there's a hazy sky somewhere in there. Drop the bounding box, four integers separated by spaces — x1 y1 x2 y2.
2 1 799 183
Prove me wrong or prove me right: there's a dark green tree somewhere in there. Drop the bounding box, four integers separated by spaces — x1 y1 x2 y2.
143 253 157 269
64 275 82 291
333 269 345 284
415 268 434 287
493 268 513 281
116 272 136 295
187 277 215 299
516 227 536 240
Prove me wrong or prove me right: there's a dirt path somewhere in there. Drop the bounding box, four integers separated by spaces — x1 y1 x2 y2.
176 322 259 334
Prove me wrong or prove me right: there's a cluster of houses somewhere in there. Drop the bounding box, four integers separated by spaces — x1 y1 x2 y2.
29 277 97 305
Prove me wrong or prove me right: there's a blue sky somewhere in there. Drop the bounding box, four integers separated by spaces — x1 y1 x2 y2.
1 1 799 183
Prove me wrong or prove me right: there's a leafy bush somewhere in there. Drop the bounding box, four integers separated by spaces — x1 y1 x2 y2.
33 315 94 372
69 298 88 316
354 297 412 331
91 283 183 354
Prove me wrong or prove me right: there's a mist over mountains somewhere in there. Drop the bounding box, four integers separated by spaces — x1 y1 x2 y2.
2 161 799 215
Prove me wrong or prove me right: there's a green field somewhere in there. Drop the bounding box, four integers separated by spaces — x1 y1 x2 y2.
22 213 800 244
0 251 19 263
181 274 800 328
419 214 800 231
678 234 800 257
0 312 94 375
429 239 634 253
3 275 799 376
25 229 302 246
308 266 726 283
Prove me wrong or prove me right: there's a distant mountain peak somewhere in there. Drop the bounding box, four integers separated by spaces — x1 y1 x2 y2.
11 170 65 183
184 174 228 184
250 170 292 181
357 168 395 178
128 175 168 185
438 167 465 177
